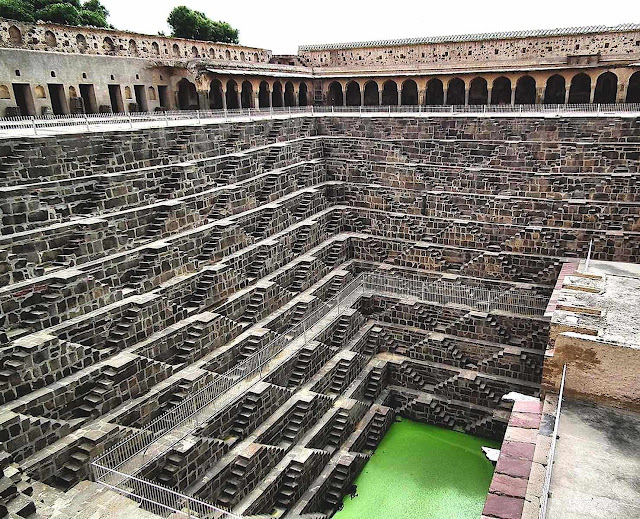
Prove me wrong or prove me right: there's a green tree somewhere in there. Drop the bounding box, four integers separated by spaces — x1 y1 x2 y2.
0 0 110 27
167 6 239 44
0 0 35 21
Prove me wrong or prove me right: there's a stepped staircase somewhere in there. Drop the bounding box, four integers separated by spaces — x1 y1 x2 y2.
289 262 311 292
363 368 382 400
186 270 217 310
292 192 315 219
429 399 456 428
364 413 387 450
267 120 285 143
324 212 342 233
238 335 263 361
323 243 343 268
102 306 140 352
275 461 304 508
464 414 493 435
288 301 310 327
51 235 84 268
328 360 350 395
250 207 276 239
433 373 460 393
262 147 281 171
172 321 207 364
156 450 185 487
246 248 270 280
231 392 261 437
75 366 118 417
78 178 109 215
207 192 232 221
241 288 267 324
224 127 242 154
143 206 171 240
125 252 158 289
281 400 310 445
54 440 95 489
474 378 501 406
403 366 428 390
288 349 313 387
325 463 350 506
157 169 182 200
217 456 250 507
326 409 350 450
324 275 346 300
296 162 315 188
159 379 191 414
291 225 311 254
330 317 350 349
256 174 279 203
198 229 225 261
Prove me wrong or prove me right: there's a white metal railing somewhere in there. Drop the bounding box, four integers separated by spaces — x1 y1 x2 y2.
91 271 548 516
539 363 567 519
1 103 638 136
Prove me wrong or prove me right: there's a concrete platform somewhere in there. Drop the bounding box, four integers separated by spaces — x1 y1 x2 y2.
547 399 640 518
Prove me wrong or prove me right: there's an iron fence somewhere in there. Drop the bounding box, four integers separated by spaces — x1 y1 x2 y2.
91 271 549 515
1 103 638 136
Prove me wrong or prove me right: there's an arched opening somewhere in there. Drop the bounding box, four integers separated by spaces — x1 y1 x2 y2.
298 83 308 106
447 78 465 105
593 72 618 104
469 77 488 105
240 51 245 61
426 78 444 105
9 26 22 45
272 81 283 107
382 81 398 105
241 81 253 108
124 86 132 100
148 87 156 101
491 76 511 105
346 82 361 106
209 79 223 109
191 46 199 58
44 31 56 47
225 50 231 60
401 80 418 105
568 73 591 104
152 42 160 55
627 71 640 103
34 85 46 99
364 81 379 105
69 86 77 98
515 76 536 104
284 81 295 107
129 39 138 56
76 34 87 52
327 82 343 106
103 37 115 54
544 75 565 104
0 85 11 99
226 79 239 109
258 81 270 108
172 44 180 57
209 48 216 59
177 78 197 110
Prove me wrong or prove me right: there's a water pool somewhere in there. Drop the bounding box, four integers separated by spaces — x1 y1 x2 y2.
335 418 500 519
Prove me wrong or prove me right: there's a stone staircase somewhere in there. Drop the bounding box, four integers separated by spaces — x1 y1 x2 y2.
241 288 267 324
275 460 304 508
250 207 276 239
125 252 158 289
292 192 315 219
281 400 311 445
231 392 261 438
51 235 84 268
246 248 270 280
291 225 311 254
102 306 140 352
197 229 225 261
325 409 350 450
288 349 313 387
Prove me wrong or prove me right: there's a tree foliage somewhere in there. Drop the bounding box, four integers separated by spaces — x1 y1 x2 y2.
0 0 110 28
167 6 239 44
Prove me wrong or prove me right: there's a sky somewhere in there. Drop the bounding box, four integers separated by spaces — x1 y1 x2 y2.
101 0 638 54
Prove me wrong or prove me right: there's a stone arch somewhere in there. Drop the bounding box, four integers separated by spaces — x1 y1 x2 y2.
210 79 223 109
284 81 295 107
189 46 198 58
426 78 444 105
382 80 398 105
298 82 308 106
544 74 566 104
129 39 138 55
568 73 591 104
627 71 640 103
9 26 22 45
148 86 156 101
103 37 115 53
491 76 511 105
151 42 160 55
177 78 197 110
241 81 253 108
0 85 10 99
34 85 46 98
272 81 283 107
226 79 239 109
593 71 618 104
208 48 215 58
469 77 488 105
225 49 231 60
44 30 56 47
401 79 418 105
240 51 245 61
345 81 361 106
258 81 270 108
124 86 132 100
515 76 536 104
327 81 343 106
447 78 465 105
172 44 180 57
364 81 379 105
76 34 87 52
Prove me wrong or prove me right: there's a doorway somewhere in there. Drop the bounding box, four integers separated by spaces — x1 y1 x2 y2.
11 83 35 116
47 84 68 115
108 84 124 113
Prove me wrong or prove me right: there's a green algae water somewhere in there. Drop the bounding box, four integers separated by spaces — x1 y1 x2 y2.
335 419 500 519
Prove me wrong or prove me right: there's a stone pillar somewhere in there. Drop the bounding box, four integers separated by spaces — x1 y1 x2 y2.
360 88 364 106
618 84 628 103
589 86 596 104
378 89 383 106
487 88 492 105
268 87 272 108
464 89 470 105
343 87 347 106
538 87 545 104
294 89 299 106
442 89 448 106
221 90 227 110
510 88 516 105
197 90 209 110
564 87 570 104
254 92 260 109
236 90 242 110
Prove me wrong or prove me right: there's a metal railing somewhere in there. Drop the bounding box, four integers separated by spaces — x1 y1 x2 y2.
91 271 549 516
1 103 638 136
539 363 567 519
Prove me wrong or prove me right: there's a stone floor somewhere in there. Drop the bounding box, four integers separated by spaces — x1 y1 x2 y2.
547 399 640 518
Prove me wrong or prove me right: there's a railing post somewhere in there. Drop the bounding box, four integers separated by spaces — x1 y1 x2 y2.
128 113 133 129
165 110 169 127
31 116 37 136
197 110 201 125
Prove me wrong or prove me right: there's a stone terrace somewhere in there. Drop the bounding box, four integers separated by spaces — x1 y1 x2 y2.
0 114 639 518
